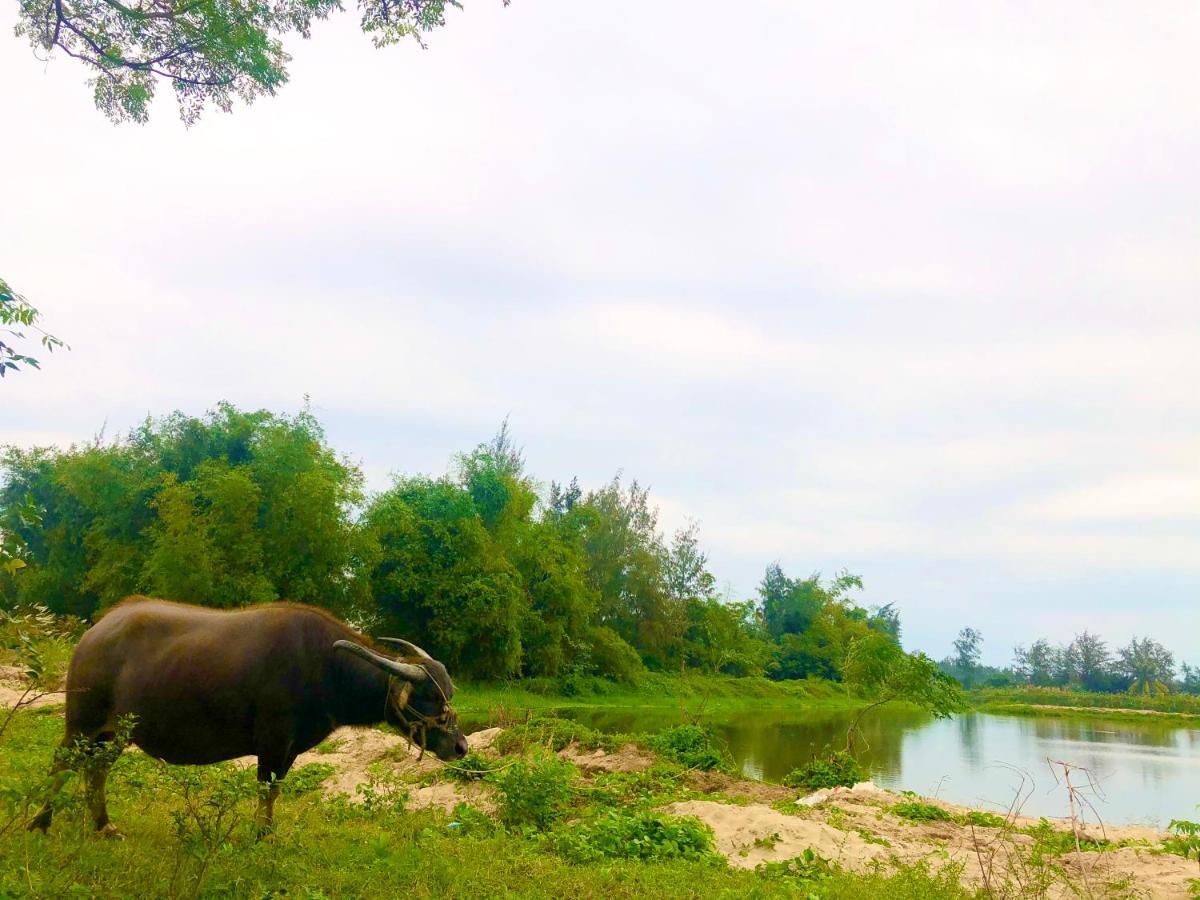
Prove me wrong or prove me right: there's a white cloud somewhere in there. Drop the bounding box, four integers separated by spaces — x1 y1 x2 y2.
2 0 1199 661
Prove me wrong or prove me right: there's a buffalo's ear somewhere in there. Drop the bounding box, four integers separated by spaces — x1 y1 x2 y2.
333 640 428 683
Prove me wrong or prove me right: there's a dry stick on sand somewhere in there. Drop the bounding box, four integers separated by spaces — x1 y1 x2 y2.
1046 757 1108 900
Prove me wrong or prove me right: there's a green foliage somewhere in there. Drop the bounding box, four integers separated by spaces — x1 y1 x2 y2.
552 810 716 863
890 801 953 823
4 407 917 690
782 750 866 791
282 763 335 796
644 724 729 772
960 810 1006 828
1163 819 1200 867
491 753 577 830
13 0 488 124
1 403 366 620
444 751 495 782
0 278 65 378
755 847 838 884
492 715 618 756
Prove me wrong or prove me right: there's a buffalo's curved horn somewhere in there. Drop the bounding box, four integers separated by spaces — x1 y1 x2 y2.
333 640 428 682
378 637 433 660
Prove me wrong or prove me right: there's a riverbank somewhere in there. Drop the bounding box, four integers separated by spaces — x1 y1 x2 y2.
456 672 862 715
972 687 1200 724
2 699 1197 898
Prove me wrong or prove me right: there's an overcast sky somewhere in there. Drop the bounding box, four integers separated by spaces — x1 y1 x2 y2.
2 1 1198 665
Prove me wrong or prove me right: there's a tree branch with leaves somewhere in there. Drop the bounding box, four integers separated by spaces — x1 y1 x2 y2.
14 0 508 124
0 278 65 379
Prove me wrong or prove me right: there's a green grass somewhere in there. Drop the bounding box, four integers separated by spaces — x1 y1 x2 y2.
973 686 1200 718
456 672 859 715
0 704 971 899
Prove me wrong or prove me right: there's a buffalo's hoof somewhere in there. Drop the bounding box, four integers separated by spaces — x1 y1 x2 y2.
27 816 50 834
97 823 124 840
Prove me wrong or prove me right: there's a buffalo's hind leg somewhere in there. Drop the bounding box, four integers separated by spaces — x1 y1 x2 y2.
27 734 75 834
86 730 121 838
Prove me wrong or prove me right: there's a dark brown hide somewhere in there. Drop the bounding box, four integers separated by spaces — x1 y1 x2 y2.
29 597 466 834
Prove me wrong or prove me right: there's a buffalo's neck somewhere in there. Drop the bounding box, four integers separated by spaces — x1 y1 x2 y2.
332 657 392 727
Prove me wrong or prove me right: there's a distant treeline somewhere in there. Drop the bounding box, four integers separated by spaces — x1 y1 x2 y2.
0 403 903 683
940 627 1196 696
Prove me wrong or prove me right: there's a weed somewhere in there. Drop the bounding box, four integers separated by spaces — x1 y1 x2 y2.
553 809 717 863
492 753 576 830
782 749 866 791
891 801 953 822
644 724 729 771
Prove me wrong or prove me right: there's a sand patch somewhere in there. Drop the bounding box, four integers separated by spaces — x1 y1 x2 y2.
560 742 654 773
669 784 1196 898
666 799 890 871
0 665 65 711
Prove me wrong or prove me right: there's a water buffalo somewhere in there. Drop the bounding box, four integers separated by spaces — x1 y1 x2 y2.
30 596 467 836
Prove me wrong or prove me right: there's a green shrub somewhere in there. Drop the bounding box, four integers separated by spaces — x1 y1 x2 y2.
586 626 646 684
959 810 1006 828
493 716 617 755
1164 819 1200 865
755 848 838 884
444 751 495 782
782 750 866 791
890 801 952 822
492 754 576 830
283 763 335 796
644 725 729 771
552 810 716 863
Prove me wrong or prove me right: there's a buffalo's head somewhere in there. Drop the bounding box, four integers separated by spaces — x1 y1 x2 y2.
333 638 468 761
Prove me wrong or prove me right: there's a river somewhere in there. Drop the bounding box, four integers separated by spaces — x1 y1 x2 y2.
554 706 1200 826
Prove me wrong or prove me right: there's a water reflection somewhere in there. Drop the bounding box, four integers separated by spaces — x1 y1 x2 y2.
553 707 1200 825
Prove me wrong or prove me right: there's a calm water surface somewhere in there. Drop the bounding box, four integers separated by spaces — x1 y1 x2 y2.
554 707 1200 826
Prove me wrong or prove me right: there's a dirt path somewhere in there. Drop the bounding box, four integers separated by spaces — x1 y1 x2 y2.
0 665 65 711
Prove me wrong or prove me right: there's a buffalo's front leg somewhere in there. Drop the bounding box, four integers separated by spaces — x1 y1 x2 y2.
254 743 294 836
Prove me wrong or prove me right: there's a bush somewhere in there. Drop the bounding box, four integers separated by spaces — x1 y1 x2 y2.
492 754 576 830
890 801 952 822
585 626 646 683
644 725 729 771
782 751 866 791
444 751 496 782
552 810 716 863
283 763 335 795
493 716 617 755
960 810 1006 828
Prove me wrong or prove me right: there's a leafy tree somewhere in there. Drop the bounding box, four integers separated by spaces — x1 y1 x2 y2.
1 403 365 618
1117 636 1174 696
1065 630 1113 691
0 278 65 378
1180 663 1200 696
15 0 507 124
1012 639 1067 686
842 632 965 751
951 627 982 688
361 475 524 678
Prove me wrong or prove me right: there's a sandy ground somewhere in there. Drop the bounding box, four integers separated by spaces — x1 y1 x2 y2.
668 782 1199 898
0 664 65 711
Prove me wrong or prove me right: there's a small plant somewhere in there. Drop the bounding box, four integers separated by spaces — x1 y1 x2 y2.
781 750 866 791
492 753 576 830
282 762 334 796
890 800 953 822
493 716 617 755
444 751 495 782
163 762 258 897
1164 819 1200 869
960 809 1007 828
447 801 497 838
755 848 838 884
314 739 343 755
552 809 716 863
644 724 729 771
